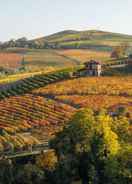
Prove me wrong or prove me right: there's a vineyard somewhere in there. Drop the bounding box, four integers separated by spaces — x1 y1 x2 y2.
34 76 132 97
55 95 132 112
0 70 71 100
0 52 22 69
0 70 132 155
0 94 75 152
0 48 111 74
57 49 110 63
0 70 76 154
23 49 77 71
33 76 132 114
0 49 79 75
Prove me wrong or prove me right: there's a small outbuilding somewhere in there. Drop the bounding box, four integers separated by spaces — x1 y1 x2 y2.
76 60 102 77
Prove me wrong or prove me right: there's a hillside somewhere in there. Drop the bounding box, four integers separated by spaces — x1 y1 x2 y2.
0 71 76 152
0 94 75 152
0 48 110 74
1 29 132 74
24 49 78 71
0 69 131 184
0 49 79 74
33 75 132 114
1 29 132 52
35 30 132 51
0 72 131 153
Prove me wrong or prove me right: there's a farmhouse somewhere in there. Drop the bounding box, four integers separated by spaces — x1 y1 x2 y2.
76 60 102 77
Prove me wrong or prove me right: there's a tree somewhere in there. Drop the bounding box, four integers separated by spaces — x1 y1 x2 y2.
8 39 16 47
0 159 14 184
36 150 58 171
51 108 95 156
50 108 96 183
51 108 122 184
117 144 132 183
90 111 120 184
36 150 58 184
112 116 131 143
13 162 45 184
15 37 28 47
111 43 129 59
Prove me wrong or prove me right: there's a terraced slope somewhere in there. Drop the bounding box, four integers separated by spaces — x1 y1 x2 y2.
33 76 132 97
0 70 131 154
0 94 76 152
0 94 75 133
0 70 77 153
0 71 71 100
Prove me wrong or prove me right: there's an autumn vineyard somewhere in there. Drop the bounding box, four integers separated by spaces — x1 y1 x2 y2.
0 71 75 152
0 70 131 153
0 94 75 152
0 52 22 69
0 30 132 183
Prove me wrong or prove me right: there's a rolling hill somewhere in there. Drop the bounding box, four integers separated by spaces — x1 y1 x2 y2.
0 29 132 75
2 29 132 51
34 29 132 51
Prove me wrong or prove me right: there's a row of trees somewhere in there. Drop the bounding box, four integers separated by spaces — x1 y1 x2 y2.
0 108 131 184
0 38 59 49
0 37 130 52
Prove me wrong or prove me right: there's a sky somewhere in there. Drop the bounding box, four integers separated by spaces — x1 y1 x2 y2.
0 0 132 41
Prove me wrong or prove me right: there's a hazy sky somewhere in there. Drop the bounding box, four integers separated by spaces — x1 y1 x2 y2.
0 0 132 41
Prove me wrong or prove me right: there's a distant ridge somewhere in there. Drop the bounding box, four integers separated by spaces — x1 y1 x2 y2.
1 29 132 51
2 29 132 43
35 29 132 43
31 29 132 51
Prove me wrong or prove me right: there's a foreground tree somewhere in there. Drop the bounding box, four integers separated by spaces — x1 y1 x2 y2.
117 144 132 183
51 108 132 184
90 111 120 184
36 150 59 184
